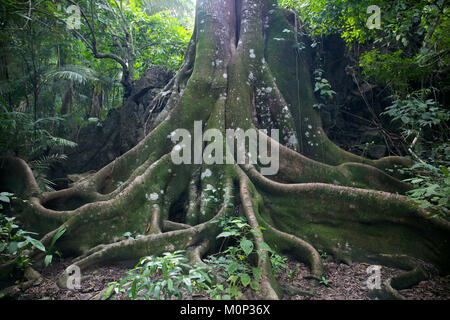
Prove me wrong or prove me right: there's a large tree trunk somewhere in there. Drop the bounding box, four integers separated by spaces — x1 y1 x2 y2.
1 0 449 300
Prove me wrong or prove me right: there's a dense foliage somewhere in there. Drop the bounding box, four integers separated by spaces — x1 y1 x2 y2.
279 0 449 217
107 215 291 300
0 0 193 171
0 193 46 273
0 0 448 300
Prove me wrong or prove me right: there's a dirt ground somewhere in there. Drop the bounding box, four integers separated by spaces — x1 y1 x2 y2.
278 258 450 300
15 255 450 301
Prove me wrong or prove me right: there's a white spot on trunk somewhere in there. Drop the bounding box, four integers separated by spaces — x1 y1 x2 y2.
289 135 298 145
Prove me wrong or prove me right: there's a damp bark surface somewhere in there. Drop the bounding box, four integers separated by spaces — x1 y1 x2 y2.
1 0 449 300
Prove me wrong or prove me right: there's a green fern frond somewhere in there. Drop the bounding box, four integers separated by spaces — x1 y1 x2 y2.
30 153 69 192
44 65 99 84
48 136 78 148
30 153 68 171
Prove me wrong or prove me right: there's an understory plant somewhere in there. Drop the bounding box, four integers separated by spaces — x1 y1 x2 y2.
0 106 77 191
44 228 66 268
104 250 212 300
105 215 287 300
205 216 265 299
381 91 449 218
312 68 336 110
0 193 46 275
404 162 449 218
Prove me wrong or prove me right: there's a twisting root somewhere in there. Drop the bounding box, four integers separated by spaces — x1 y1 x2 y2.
259 222 324 279
237 167 280 300
366 254 435 300
236 163 324 280
148 204 162 234
0 157 41 198
162 220 192 232
258 130 411 193
45 153 182 239
56 229 197 288
0 267 42 298
56 178 234 289
188 240 212 266
2 0 449 301
241 162 450 232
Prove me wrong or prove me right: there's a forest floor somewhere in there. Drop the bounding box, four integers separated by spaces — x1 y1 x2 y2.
17 255 450 300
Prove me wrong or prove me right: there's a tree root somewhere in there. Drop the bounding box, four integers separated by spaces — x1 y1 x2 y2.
366 253 435 300
238 167 282 300
260 222 324 279
147 204 162 234
242 161 450 232
56 179 234 289
259 130 411 193
187 240 212 266
0 267 42 299
1 0 449 301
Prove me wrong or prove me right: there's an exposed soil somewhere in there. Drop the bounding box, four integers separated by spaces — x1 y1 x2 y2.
14 255 450 301
278 258 450 300
19 258 132 301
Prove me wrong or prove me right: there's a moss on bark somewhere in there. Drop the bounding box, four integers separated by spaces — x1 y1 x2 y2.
0 0 449 300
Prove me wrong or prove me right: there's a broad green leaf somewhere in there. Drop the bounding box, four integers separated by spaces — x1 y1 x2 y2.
8 241 18 254
259 241 273 253
253 267 262 280
216 231 232 239
162 261 168 280
227 261 239 275
154 285 161 298
131 279 138 299
0 192 13 196
49 228 66 251
240 238 254 256
183 277 192 287
26 237 46 252
240 273 251 287
44 255 53 267
250 281 259 291
103 284 116 300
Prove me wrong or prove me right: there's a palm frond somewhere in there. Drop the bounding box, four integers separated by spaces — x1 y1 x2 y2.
48 136 78 149
30 153 69 192
29 153 68 171
44 65 99 84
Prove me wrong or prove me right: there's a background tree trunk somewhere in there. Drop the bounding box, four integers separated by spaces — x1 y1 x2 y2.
61 84 73 116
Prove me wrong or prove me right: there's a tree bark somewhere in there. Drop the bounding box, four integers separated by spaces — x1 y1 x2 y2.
1 0 449 300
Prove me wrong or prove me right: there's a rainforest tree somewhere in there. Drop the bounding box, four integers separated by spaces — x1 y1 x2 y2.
1 0 449 299
0 0 191 170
